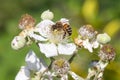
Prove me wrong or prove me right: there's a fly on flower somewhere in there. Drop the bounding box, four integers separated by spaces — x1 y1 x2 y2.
51 21 72 39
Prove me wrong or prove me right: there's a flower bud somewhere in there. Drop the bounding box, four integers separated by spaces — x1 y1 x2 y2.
11 36 26 50
41 10 54 20
97 33 111 44
99 44 115 61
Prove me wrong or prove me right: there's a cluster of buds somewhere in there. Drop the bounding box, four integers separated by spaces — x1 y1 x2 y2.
11 10 115 80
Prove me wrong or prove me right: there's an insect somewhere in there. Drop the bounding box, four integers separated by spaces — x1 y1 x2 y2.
52 21 72 39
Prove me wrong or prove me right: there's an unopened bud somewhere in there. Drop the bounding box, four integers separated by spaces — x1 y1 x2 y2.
41 10 54 20
11 36 26 50
97 33 111 44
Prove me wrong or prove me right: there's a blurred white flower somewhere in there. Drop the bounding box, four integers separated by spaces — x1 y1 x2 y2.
15 66 30 80
11 36 26 50
36 17 76 57
15 50 48 80
41 10 54 20
97 33 111 44
25 50 47 72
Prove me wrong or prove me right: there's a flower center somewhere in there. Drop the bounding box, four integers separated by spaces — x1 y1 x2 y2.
52 58 70 77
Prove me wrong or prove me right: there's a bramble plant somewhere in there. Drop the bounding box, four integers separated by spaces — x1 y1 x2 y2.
11 10 116 80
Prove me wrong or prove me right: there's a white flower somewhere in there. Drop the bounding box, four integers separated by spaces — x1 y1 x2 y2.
97 33 111 44
15 66 30 80
36 18 76 57
25 50 47 72
11 36 26 50
41 10 54 20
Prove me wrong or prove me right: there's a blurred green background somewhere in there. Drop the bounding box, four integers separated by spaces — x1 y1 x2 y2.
0 0 120 80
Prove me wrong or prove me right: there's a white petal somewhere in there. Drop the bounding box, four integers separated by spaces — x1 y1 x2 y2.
25 50 41 71
83 39 93 53
92 40 99 49
28 30 48 41
38 43 58 57
36 20 54 38
58 43 76 55
15 66 30 80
